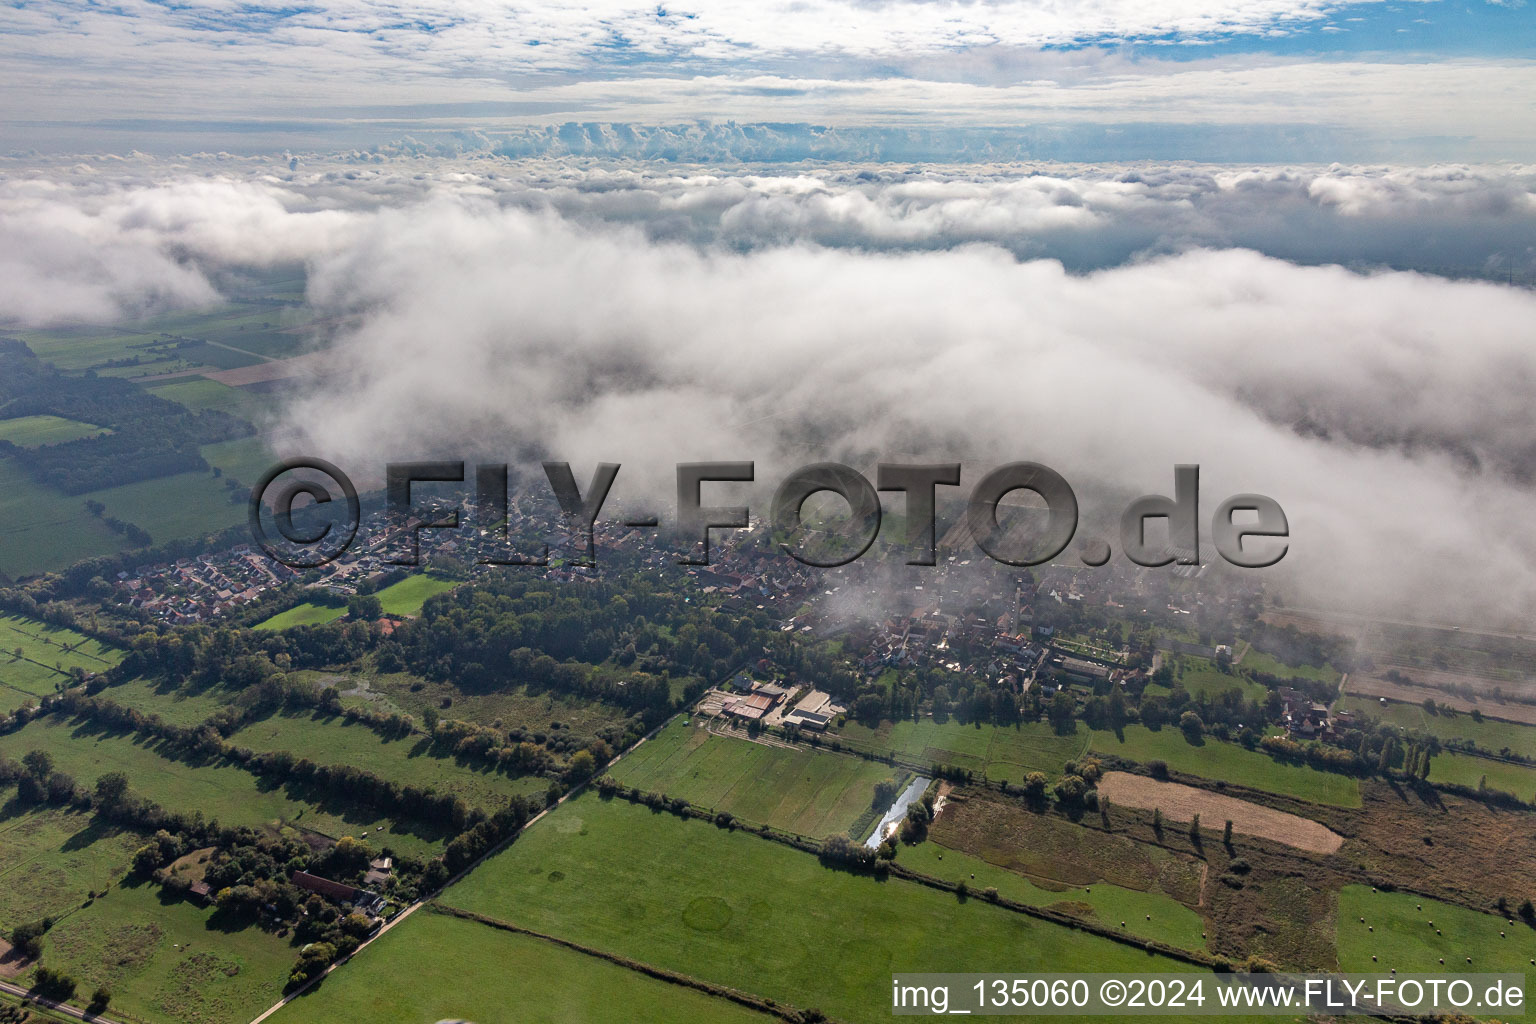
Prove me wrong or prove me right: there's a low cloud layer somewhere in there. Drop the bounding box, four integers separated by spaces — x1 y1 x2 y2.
4 158 1536 625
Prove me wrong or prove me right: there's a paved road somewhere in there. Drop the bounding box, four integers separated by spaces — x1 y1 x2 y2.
0 979 125 1024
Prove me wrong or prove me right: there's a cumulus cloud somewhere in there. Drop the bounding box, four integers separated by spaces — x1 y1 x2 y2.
4 159 1535 626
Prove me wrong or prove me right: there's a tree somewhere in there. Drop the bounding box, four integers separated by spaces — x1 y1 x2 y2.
873 778 899 808
88 986 112 1013
21 750 53 779
1179 711 1204 741
1223 819 1234 847
94 771 130 808
566 749 597 782
1189 812 1202 844
348 594 383 621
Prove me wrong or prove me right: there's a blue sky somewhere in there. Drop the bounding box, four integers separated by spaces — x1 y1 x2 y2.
1 0 1531 159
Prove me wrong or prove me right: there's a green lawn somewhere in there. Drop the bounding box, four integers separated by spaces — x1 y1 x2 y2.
611 718 899 838
85 470 248 548
1240 650 1341 685
253 602 346 631
103 677 234 728
1336 886 1536 973
0 716 448 858
1089 726 1361 807
897 839 1205 950
145 378 265 418
0 414 109 447
0 459 133 579
1427 750 1536 801
1336 696 1536 759
274 907 779 1024
0 800 143 924
372 573 458 617
1174 657 1268 702
0 614 123 709
836 718 1089 782
439 793 1211 1024
229 709 547 812
36 878 297 1024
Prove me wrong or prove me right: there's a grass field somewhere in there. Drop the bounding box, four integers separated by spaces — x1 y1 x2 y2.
145 378 266 418
0 415 109 447
104 677 235 728
16 303 311 375
439 793 1212 1024
36 878 296 1024
321 669 632 738
1336 696 1536 758
1336 886 1536 973
897 839 1206 950
200 436 279 486
273 906 779 1024
253 602 346 631
1239 650 1341 685
0 716 447 858
1089 726 1361 807
0 614 123 709
229 709 547 811
836 718 1089 782
610 719 899 838
1427 750 1536 800
373 574 457 617
86 470 247 547
0 800 143 924
0 459 132 579
1173 657 1268 702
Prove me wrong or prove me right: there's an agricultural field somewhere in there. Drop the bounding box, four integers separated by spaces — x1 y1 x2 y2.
0 716 447 858
253 602 346 631
1096 773 1343 854
439 793 1215 1024
373 573 457 617
609 719 898 838
200 436 279 486
228 709 547 811
1336 696 1536 757
0 459 132 580
0 801 143 924
85 470 247 547
273 907 780 1024
0 415 109 447
0 614 122 710
1335 886 1536 973
36 878 296 1024
836 718 1089 782
1426 750 1536 800
1089 726 1362 807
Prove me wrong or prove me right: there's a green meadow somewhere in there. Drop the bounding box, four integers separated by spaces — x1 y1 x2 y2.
440 793 1213 1024
1427 750 1536 800
0 801 143 924
253 602 346 631
1089 726 1361 807
0 414 109 447
611 718 898 838
836 717 1089 782
273 906 779 1024
0 715 446 858
373 573 458 617
1336 886 1536 973
36 878 296 1024
228 709 547 812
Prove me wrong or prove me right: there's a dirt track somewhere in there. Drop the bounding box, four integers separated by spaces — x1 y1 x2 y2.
1098 772 1344 855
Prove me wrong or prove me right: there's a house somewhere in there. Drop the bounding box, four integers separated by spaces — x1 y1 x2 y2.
291 870 384 913
364 857 393 887
784 710 830 730
188 880 213 904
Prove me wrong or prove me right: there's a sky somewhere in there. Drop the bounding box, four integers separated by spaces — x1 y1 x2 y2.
0 5 1533 624
1 0 1532 160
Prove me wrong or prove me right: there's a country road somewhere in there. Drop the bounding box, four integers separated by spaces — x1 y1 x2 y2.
0 979 125 1024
